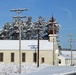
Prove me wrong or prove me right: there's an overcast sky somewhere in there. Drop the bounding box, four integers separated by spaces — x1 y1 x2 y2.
0 0 76 49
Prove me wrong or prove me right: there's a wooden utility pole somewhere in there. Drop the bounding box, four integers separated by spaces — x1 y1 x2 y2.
51 16 55 65
35 16 44 67
37 23 40 67
11 8 28 73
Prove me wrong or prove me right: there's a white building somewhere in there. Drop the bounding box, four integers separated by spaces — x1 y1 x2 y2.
58 50 76 66
0 34 59 65
0 16 61 65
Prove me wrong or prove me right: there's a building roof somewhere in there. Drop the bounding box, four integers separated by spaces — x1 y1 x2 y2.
0 40 55 50
59 54 76 60
61 51 76 55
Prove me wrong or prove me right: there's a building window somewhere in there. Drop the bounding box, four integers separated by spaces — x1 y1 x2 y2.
22 53 26 62
11 53 14 62
41 57 45 63
0 53 3 62
59 59 61 64
33 53 37 63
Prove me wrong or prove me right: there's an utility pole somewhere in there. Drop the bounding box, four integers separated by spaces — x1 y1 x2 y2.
37 23 40 67
35 16 45 67
35 21 40 67
52 19 55 65
68 34 74 66
50 16 55 65
11 8 28 74
48 16 60 65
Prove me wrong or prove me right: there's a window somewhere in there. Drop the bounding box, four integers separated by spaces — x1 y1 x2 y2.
59 59 61 64
41 57 45 63
33 53 37 63
0 53 3 62
22 53 26 62
11 53 14 62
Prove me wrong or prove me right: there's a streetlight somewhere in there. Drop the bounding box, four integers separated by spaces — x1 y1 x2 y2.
28 45 37 64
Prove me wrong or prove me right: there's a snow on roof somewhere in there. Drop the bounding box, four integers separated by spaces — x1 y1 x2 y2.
0 40 54 50
61 51 76 55
59 54 76 60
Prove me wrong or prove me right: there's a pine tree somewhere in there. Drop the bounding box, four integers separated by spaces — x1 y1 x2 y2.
0 16 61 40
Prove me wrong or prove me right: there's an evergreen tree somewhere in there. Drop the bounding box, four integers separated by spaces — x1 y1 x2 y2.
0 16 61 40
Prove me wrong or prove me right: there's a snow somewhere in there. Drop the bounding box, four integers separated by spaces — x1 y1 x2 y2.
61 51 76 55
0 40 54 50
61 51 76 59
59 54 76 60
0 63 76 75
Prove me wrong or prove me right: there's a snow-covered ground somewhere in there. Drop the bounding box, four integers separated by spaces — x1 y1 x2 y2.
0 63 76 75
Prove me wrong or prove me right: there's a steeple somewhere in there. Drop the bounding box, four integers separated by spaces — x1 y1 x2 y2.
51 16 55 22
49 16 56 34
49 16 57 42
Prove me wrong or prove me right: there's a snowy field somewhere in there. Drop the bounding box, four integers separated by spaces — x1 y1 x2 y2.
0 63 76 75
